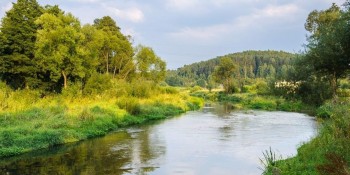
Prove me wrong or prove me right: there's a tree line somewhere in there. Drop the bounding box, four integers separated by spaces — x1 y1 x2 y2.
166 50 296 88
0 0 166 92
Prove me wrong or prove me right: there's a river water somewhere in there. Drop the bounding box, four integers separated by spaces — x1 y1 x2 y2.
0 104 317 175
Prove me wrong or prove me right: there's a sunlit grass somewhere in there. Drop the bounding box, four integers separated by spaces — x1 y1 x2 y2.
0 82 203 158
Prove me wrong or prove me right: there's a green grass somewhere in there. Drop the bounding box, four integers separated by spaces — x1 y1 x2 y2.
0 83 203 158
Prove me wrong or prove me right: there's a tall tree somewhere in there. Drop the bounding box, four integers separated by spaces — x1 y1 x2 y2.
35 7 87 89
212 57 236 93
134 45 166 83
0 0 43 89
93 16 134 78
305 3 349 96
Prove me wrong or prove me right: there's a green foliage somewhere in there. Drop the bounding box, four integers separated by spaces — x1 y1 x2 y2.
116 97 141 115
304 3 350 96
0 0 43 89
83 73 112 95
61 82 83 98
35 9 87 89
134 45 166 83
166 50 296 88
129 80 153 98
266 100 350 174
260 147 282 174
213 57 237 93
186 97 204 111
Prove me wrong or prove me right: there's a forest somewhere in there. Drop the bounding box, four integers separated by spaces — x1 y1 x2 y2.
166 50 295 88
0 0 166 92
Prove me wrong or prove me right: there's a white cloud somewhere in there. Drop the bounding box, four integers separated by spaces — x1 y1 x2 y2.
166 0 199 10
170 24 230 41
236 4 300 28
169 4 300 41
71 0 103 3
106 6 144 23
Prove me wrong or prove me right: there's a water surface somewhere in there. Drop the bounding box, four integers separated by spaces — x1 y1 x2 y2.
0 104 317 175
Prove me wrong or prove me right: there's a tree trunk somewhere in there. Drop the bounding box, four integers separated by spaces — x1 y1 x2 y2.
106 52 109 74
62 71 67 89
113 66 117 78
330 71 337 97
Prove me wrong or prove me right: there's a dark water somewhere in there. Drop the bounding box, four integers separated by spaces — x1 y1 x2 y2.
0 104 317 175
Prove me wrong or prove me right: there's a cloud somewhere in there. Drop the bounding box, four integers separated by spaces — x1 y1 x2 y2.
166 0 199 10
236 4 300 28
169 3 300 41
105 6 144 23
71 0 103 3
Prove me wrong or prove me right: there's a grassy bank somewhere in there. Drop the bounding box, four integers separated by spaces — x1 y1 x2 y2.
0 82 203 158
192 89 350 174
263 99 350 175
191 91 315 114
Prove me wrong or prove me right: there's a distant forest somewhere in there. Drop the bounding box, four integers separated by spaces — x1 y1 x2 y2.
166 50 296 87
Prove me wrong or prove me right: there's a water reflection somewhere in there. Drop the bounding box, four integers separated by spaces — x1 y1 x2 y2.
0 104 317 175
0 126 165 175
203 102 235 117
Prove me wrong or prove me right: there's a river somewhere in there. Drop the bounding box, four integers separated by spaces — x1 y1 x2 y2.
0 104 317 175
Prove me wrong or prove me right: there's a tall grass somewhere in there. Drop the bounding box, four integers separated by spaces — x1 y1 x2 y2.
0 81 203 158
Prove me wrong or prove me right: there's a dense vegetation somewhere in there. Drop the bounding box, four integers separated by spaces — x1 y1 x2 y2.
166 50 296 88
0 0 203 157
0 0 166 92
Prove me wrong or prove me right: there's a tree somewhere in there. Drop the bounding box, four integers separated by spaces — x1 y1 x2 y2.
35 7 87 89
212 57 236 93
305 3 350 96
134 45 166 83
0 0 43 89
93 16 134 78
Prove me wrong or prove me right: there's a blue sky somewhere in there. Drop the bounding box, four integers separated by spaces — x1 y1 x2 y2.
0 0 346 69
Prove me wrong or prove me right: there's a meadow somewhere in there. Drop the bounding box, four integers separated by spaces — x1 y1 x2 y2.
0 81 203 157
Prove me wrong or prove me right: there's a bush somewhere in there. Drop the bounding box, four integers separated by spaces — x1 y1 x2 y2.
62 82 83 98
129 80 153 98
83 73 112 95
316 103 333 119
255 80 270 95
116 97 141 115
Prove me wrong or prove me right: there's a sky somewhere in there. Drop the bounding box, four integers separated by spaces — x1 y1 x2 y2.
0 0 346 69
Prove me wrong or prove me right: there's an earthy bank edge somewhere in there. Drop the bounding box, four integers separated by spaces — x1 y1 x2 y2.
0 90 204 158
191 91 349 174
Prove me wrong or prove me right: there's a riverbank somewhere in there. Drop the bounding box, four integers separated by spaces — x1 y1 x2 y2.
0 84 203 158
263 99 350 175
191 90 350 174
190 91 316 114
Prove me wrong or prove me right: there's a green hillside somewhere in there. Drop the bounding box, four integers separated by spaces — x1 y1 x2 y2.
166 50 297 87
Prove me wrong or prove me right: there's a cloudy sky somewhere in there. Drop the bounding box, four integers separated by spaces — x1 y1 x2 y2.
0 0 346 69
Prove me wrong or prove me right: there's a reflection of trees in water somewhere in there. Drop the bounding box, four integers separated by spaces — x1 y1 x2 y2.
208 102 235 117
0 127 165 175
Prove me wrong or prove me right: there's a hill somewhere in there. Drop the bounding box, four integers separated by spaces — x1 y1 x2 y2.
166 50 297 87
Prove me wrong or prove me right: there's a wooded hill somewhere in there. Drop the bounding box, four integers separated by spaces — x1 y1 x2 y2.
166 50 297 87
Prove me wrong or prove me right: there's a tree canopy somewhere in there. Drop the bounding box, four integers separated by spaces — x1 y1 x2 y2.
0 0 166 92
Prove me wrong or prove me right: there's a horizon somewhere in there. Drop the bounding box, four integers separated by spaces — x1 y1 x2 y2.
0 0 346 69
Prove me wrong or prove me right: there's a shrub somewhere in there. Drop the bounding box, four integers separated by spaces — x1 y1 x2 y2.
129 80 153 98
83 73 112 95
116 97 141 115
62 82 83 98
